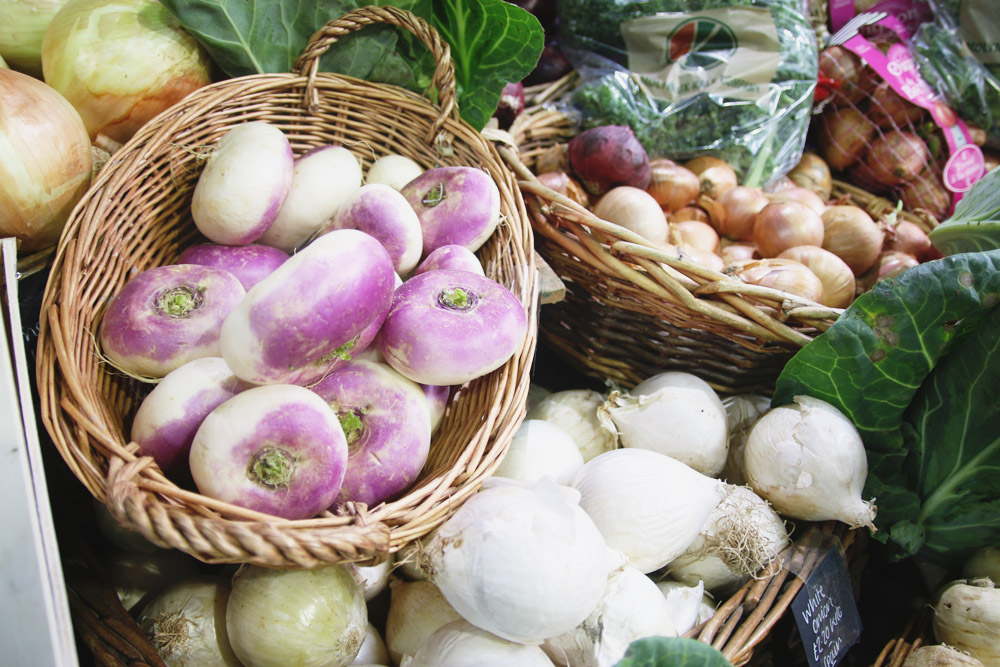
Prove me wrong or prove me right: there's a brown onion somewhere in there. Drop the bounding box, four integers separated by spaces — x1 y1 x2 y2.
536 171 591 208
684 156 738 199
593 185 668 244
847 158 892 195
787 152 833 200
818 105 877 171
720 241 758 264
645 158 699 212
984 150 1000 173
677 245 725 272
820 205 885 275
669 220 720 253
819 46 871 106
863 130 930 188
885 219 933 261
669 206 709 223
868 82 926 129
858 251 920 291
766 186 827 216
729 258 825 303
753 201 825 258
777 245 856 308
898 169 951 221
716 186 768 241
536 143 569 175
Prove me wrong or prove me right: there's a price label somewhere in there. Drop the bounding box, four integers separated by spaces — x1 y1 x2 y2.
791 546 862 667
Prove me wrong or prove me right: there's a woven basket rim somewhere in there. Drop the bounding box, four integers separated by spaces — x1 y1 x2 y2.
35 5 538 568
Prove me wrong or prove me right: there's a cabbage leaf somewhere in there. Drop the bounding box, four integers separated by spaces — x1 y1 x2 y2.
614 637 731 667
772 249 1000 565
928 166 1000 255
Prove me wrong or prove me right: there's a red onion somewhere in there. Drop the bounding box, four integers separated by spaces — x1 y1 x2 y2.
568 125 651 196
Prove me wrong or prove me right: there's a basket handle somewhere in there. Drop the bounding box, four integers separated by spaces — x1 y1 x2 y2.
294 5 459 146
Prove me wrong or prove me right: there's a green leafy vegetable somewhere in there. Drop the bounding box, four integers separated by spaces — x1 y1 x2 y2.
160 0 543 131
614 637 732 667
928 166 1000 255
557 0 817 186
772 249 1000 564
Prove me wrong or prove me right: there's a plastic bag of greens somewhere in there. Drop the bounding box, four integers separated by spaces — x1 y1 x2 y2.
909 13 1000 148
556 0 818 187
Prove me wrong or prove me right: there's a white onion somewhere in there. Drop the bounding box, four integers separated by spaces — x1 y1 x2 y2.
352 623 390 666
599 372 729 476
401 619 555 667
226 563 367 667
571 448 727 574
656 580 717 636
0 68 92 252
424 477 621 644
718 394 771 485
107 548 205 614
137 576 241 667
351 555 393 602
384 578 462 666
0 0 69 75
492 419 585 485
41 0 213 143
744 395 876 530
667 484 790 595
394 530 435 582
542 565 677 667
526 389 617 462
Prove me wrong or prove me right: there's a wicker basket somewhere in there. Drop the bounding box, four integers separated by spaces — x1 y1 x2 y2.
35 6 537 569
503 103 929 394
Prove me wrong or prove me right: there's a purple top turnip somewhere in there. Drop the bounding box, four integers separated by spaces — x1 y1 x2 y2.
176 243 289 291
400 166 501 257
376 269 527 386
321 182 424 276
99 264 246 378
568 125 651 196
191 121 294 245
189 383 348 520
311 360 432 508
130 357 250 477
219 228 395 386
410 244 485 278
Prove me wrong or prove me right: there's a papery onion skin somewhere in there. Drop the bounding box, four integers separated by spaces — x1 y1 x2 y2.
777 245 856 308
226 563 367 667
787 152 832 201
899 169 952 221
819 45 871 106
669 220 720 253
729 258 825 304
0 68 91 251
863 130 931 188
684 156 737 200
593 186 668 245
716 186 768 241
41 0 213 144
753 201 824 258
818 105 876 171
766 186 826 217
0 0 69 76
526 389 618 462
645 158 699 212
885 219 934 261
820 205 884 276
406 619 556 667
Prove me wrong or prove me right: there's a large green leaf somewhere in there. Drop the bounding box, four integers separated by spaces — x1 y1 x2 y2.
928 166 1000 255
614 637 731 667
772 249 1000 562
429 0 544 130
160 0 543 131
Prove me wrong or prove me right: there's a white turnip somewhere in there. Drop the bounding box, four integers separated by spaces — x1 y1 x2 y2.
410 244 485 278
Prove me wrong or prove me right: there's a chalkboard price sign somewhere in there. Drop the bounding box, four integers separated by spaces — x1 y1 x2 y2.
791 546 862 667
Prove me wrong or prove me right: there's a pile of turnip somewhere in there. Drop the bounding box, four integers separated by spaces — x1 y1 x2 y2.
534 122 940 311
100 120 529 520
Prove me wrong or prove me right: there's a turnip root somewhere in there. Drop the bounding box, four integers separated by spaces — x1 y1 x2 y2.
175 243 289 291
376 269 527 386
100 264 246 378
933 578 1000 665
131 357 250 476
422 383 450 435
220 228 395 386
365 153 423 190
191 121 293 245
410 244 485 278
189 384 348 519
903 645 986 667
257 144 362 252
321 182 423 276
401 166 501 256
311 360 431 508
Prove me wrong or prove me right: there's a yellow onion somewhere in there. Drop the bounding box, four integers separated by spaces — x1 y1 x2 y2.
863 130 931 188
0 68 92 251
0 0 69 76
684 156 738 199
645 158 699 212
719 241 758 264
777 245 856 308
669 220 720 253
41 0 213 144
898 169 952 221
818 105 876 171
766 185 826 216
885 219 934 262
728 257 825 303
668 206 709 223
537 171 590 208
716 185 768 241
753 201 824 258
787 152 833 201
593 185 669 245
820 205 885 275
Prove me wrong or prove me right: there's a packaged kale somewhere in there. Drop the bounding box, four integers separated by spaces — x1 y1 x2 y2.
557 0 818 187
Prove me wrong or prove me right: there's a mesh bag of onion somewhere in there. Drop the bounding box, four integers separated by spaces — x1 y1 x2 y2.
814 11 988 227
